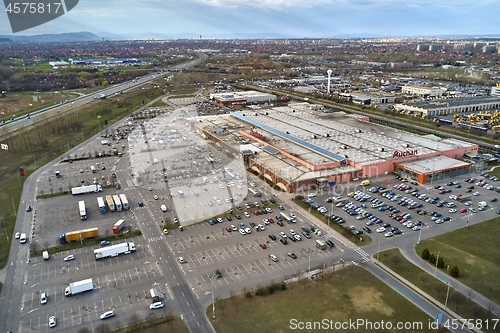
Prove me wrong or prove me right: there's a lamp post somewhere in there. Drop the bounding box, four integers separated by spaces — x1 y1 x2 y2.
434 251 442 279
308 249 312 280
211 274 216 320
466 196 473 228
376 239 380 264
417 220 422 245
444 282 451 313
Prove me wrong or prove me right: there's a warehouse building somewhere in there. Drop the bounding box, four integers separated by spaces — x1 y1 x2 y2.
394 96 500 117
209 90 277 106
189 105 477 192
402 85 443 98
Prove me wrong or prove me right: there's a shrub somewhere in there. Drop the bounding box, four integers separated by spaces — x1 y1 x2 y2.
421 248 430 260
450 265 460 278
428 253 437 265
437 256 445 269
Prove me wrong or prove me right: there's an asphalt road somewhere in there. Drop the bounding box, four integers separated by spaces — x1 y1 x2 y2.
0 53 207 140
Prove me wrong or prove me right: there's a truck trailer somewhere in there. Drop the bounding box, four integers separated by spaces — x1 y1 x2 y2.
79 201 87 220
94 242 136 260
65 278 93 296
71 185 103 195
113 219 126 234
119 194 129 210
113 195 122 212
97 197 106 213
55 170 60 178
60 227 99 244
105 195 115 211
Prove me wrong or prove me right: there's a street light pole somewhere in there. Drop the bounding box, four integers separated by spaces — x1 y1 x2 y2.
211 275 216 320
376 239 380 263
434 251 442 279
444 282 451 313
417 223 422 245
308 249 311 280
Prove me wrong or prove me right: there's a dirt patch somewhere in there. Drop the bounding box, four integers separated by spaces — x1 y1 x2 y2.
349 286 394 317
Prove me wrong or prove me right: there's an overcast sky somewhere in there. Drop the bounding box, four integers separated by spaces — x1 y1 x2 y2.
1 0 498 37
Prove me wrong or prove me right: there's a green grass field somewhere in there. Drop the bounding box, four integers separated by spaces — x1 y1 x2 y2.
379 248 498 332
415 216 500 304
210 266 448 333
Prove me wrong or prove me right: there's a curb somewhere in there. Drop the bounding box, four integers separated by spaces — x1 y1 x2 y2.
374 259 483 333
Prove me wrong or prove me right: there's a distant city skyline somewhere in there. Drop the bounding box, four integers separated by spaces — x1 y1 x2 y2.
1 0 499 38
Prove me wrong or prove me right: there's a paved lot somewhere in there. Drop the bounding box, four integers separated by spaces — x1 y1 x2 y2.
19 237 174 332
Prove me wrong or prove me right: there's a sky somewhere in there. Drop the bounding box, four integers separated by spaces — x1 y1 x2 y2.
1 0 499 38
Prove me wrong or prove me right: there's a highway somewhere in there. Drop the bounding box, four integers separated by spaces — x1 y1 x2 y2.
0 52 207 141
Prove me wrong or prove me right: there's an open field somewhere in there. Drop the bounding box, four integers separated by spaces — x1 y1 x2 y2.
0 91 78 119
415 216 500 304
379 248 499 332
209 266 448 333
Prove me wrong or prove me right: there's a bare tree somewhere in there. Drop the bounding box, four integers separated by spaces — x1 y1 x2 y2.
419 273 429 286
434 283 446 297
449 291 466 310
391 255 402 267
146 312 157 331
128 312 143 330
77 328 92 333
44 241 50 250
113 320 122 331
30 241 38 255
95 323 112 333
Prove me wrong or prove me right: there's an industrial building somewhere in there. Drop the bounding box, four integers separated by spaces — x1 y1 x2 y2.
394 96 500 117
188 104 477 192
209 90 277 106
401 85 443 98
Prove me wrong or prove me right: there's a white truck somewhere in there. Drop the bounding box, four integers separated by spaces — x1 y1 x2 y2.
71 185 103 195
65 278 93 296
94 242 136 260
113 195 122 212
119 193 129 210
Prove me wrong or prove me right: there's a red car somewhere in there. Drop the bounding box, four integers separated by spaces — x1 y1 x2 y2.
259 243 266 249
268 218 274 223
465 189 472 193
253 211 260 215
225 227 232 232
460 208 467 213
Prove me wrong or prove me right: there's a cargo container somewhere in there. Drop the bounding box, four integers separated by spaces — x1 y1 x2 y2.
119 194 129 210
105 195 115 211
113 195 122 212
97 197 106 213
60 227 99 244
94 242 136 260
113 219 126 234
65 278 93 296
71 185 103 195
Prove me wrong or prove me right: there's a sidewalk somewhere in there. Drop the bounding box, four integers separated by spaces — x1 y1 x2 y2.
399 246 500 317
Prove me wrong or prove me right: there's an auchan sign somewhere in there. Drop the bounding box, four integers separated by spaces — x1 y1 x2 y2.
393 149 418 158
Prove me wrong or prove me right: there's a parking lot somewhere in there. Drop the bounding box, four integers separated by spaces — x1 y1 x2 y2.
144 195 352 295
301 173 500 245
19 237 175 332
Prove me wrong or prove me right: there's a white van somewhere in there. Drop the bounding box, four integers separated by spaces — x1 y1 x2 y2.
160 204 167 212
20 233 27 244
43 251 50 260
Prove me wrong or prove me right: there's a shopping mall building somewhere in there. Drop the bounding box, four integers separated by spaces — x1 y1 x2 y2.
187 104 478 193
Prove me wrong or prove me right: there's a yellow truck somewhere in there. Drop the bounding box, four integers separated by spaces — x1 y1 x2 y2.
60 227 99 244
